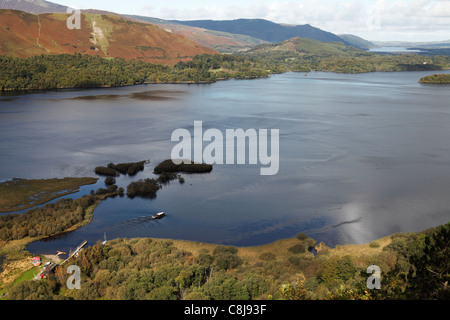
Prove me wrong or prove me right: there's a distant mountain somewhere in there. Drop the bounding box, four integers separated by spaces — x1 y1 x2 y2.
0 0 134 17
128 15 268 53
338 34 376 50
0 0 67 14
0 10 217 64
171 19 352 46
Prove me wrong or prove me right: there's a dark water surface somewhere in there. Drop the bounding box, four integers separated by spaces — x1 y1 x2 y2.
1 71 450 254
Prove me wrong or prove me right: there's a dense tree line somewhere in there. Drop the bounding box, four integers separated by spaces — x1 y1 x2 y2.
126 178 161 198
0 195 99 241
94 161 147 177
1 51 449 92
243 49 450 74
153 159 213 174
8 240 265 300
107 161 146 176
406 222 449 299
419 74 450 84
0 53 271 91
3 222 449 300
282 223 449 300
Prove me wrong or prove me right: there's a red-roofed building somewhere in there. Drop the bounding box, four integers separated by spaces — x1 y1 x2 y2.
32 256 41 266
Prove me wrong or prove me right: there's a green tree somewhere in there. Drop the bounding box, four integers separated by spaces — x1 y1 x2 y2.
406 223 450 299
318 255 357 284
146 286 177 300
202 272 250 300
242 273 270 299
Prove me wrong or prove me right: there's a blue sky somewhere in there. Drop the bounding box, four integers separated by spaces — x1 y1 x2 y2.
53 0 450 42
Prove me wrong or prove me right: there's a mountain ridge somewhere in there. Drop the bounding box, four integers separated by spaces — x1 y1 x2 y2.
0 1 367 51
128 15 269 53
0 9 217 65
0 0 67 14
246 36 367 57
170 18 353 46
338 34 377 50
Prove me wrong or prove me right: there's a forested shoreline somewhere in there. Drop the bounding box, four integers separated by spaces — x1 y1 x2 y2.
0 54 271 92
1 50 450 92
2 222 449 300
0 172 448 300
419 74 450 84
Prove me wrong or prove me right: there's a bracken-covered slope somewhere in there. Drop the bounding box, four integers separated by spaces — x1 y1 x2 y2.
128 15 268 53
0 10 217 65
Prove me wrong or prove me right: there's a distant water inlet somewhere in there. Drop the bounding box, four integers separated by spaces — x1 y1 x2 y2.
369 47 423 53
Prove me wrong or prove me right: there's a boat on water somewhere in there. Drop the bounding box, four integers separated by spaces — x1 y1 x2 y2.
152 212 166 219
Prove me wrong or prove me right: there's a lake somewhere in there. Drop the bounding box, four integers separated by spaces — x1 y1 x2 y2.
1 70 450 254
369 47 423 53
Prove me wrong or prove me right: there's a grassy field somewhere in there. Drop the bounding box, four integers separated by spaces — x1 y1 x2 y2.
0 177 98 213
161 234 392 266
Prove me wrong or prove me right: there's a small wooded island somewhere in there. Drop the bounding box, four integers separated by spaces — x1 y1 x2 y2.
419 74 450 84
93 159 213 198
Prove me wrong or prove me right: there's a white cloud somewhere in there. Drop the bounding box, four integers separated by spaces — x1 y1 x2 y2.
56 0 450 41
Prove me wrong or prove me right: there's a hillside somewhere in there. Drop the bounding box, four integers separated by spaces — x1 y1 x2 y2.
246 36 367 57
128 15 268 53
0 0 67 14
243 37 450 73
338 34 376 50
2 221 449 300
0 0 133 17
171 18 351 46
0 10 217 65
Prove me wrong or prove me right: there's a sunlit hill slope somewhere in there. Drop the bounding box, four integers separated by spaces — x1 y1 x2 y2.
0 9 217 65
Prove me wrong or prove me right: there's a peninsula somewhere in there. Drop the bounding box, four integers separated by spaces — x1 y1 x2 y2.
419 74 450 84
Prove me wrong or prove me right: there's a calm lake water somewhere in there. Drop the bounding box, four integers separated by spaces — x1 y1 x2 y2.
1 71 450 255
369 47 423 53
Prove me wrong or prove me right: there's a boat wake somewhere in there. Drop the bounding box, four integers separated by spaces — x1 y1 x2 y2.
102 213 166 238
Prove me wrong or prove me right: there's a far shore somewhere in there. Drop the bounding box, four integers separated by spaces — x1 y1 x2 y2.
2 68 450 95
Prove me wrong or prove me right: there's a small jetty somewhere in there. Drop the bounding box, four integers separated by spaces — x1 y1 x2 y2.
60 240 88 265
34 240 87 280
